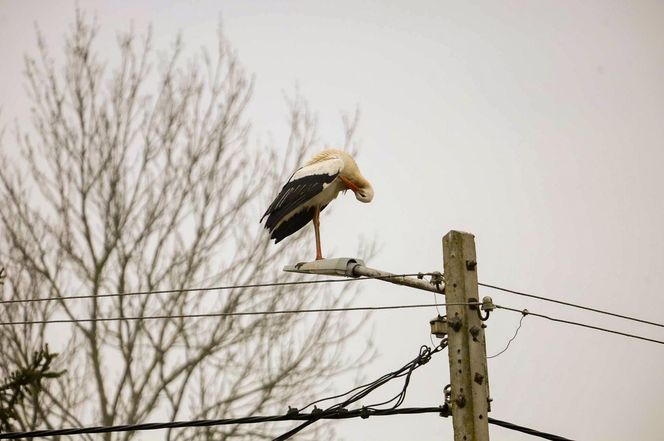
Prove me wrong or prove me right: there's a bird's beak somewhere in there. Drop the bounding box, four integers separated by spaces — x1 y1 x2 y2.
340 176 373 202
339 176 360 193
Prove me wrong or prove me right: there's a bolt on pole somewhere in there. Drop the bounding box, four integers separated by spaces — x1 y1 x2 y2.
443 230 491 441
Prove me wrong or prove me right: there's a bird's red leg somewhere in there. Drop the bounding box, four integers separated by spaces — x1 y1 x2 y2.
313 206 323 260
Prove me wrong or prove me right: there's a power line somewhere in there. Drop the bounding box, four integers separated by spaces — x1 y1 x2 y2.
0 406 445 439
496 304 664 346
0 303 476 327
0 273 434 306
0 407 576 441
480 282 664 329
488 416 574 441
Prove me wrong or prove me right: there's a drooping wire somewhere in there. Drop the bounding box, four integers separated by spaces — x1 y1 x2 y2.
274 341 447 441
480 282 664 329
429 292 444 347
357 343 442 411
299 342 446 412
488 309 528 359
0 303 476 327
431 291 442 316
495 304 664 345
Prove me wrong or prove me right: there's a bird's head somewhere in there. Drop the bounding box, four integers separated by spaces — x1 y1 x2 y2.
339 173 374 203
322 149 374 203
354 182 374 203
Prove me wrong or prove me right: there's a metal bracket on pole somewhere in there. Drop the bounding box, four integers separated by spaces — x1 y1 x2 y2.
430 315 449 339
283 257 365 278
283 258 445 294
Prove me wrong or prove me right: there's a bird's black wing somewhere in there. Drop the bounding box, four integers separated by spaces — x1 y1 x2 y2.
269 204 329 243
262 173 338 231
261 158 344 239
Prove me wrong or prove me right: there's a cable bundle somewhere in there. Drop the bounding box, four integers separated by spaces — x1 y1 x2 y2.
274 341 447 440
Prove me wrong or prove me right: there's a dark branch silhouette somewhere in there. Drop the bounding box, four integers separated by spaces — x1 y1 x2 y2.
0 344 65 433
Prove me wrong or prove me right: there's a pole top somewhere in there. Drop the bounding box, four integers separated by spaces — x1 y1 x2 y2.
283 257 365 277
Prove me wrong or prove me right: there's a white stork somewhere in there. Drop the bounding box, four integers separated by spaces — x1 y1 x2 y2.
261 149 374 260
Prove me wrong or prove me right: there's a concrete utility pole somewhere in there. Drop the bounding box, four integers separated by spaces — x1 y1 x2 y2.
283 232 491 440
443 230 491 441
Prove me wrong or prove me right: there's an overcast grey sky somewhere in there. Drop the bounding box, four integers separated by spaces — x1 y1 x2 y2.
2 1 664 440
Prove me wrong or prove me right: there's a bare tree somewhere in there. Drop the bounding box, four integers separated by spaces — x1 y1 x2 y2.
0 11 368 440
